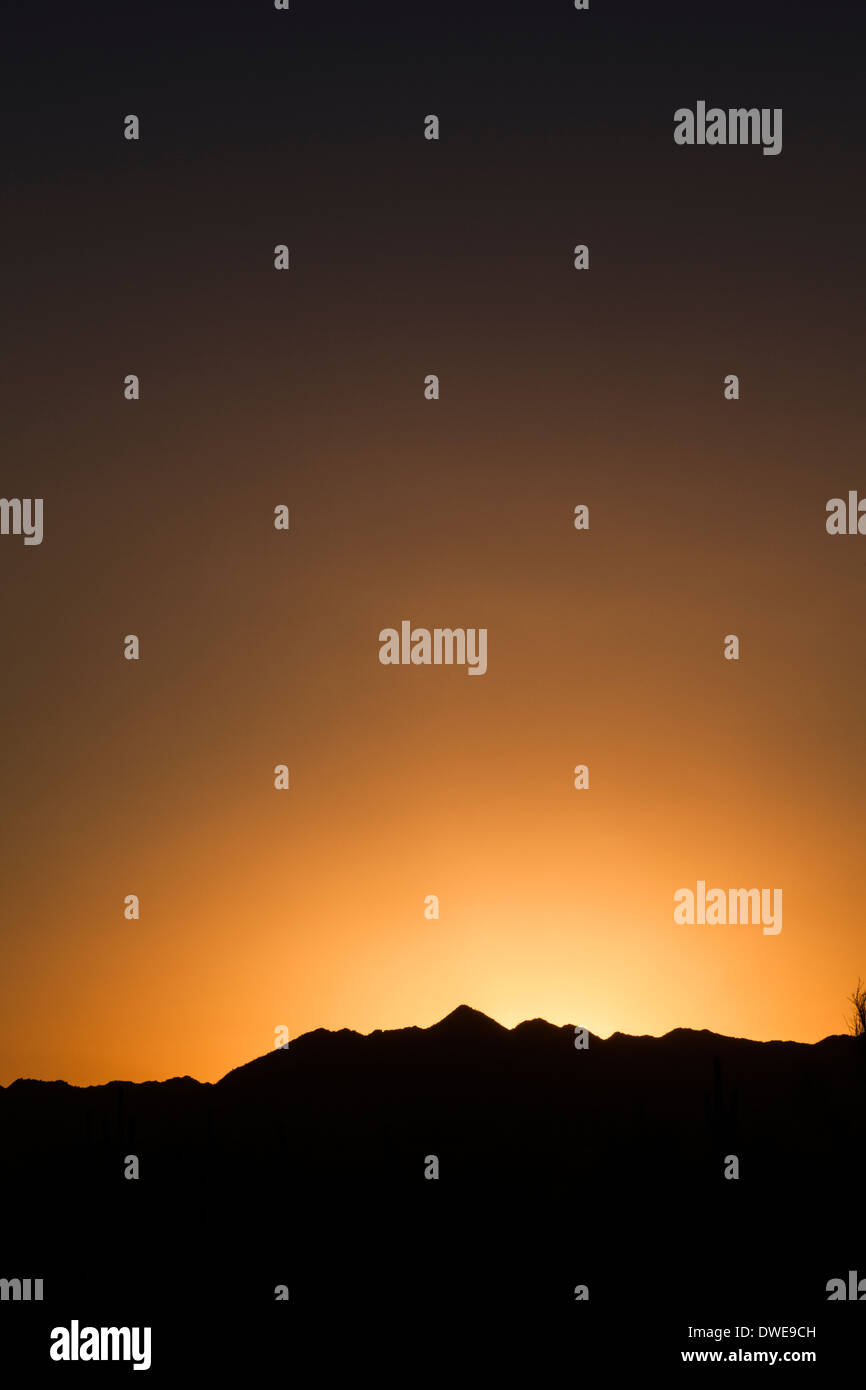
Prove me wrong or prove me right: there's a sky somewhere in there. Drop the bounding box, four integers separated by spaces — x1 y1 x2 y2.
2 0 863 1084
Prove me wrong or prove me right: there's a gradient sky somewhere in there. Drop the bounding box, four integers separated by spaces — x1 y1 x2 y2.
2 0 863 1083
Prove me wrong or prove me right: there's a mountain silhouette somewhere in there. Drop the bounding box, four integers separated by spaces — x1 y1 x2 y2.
3 1005 862 1221
1 1007 863 1372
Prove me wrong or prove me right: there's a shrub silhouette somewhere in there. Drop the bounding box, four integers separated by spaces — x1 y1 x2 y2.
847 978 866 1040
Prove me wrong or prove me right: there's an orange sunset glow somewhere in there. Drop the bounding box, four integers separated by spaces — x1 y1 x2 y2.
3 2 863 1090
2 411 862 1084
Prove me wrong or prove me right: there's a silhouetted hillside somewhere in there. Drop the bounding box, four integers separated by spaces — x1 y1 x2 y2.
2 1009 863 1373
3 1007 863 1212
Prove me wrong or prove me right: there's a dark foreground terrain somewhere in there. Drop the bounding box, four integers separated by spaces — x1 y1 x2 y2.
2 1007 864 1377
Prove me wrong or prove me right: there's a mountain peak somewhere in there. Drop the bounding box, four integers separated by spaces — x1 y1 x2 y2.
429 1005 507 1035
